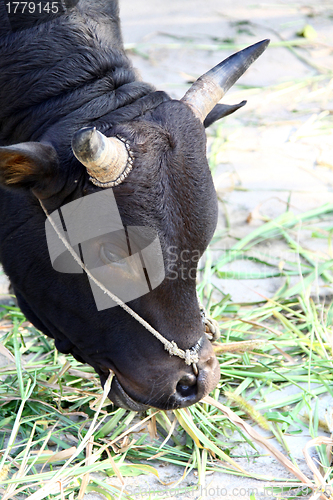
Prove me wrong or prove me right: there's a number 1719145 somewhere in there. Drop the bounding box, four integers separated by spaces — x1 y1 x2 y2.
6 2 60 14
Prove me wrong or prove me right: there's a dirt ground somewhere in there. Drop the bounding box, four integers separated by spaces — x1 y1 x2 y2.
120 0 333 304
1 0 332 498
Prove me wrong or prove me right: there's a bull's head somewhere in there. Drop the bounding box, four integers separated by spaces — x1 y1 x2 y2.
0 40 269 410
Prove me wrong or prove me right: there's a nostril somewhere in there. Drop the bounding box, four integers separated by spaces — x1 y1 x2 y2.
176 374 197 398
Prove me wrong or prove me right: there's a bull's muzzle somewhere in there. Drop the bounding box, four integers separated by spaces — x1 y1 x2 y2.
100 337 219 411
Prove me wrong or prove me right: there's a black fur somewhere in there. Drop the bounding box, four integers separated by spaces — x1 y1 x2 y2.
0 0 220 410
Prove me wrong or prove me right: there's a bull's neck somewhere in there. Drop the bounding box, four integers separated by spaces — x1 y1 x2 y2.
0 61 153 146
0 3 153 145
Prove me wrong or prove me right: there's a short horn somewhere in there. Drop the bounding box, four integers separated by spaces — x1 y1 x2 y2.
72 127 132 187
181 39 270 122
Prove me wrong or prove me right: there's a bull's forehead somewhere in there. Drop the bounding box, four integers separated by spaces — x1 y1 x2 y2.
108 100 218 255
51 99 218 261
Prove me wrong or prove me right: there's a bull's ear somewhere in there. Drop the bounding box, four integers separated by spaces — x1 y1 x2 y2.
0 142 61 198
203 101 247 128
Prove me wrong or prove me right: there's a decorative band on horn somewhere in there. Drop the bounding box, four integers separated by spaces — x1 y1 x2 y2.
88 136 135 188
72 127 135 188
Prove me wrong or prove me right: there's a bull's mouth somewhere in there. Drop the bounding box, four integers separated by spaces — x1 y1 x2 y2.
99 363 219 411
108 375 151 411
96 336 220 411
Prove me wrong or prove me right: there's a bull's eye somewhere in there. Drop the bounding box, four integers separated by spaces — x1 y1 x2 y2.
98 240 142 280
100 243 124 265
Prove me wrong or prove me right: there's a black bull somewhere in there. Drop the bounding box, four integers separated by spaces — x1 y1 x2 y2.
0 0 268 410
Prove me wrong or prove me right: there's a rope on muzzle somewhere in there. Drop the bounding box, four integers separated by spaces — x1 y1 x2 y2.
39 200 215 369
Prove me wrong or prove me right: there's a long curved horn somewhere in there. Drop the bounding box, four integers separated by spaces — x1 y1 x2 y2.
181 39 270 122
72 127 132 187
